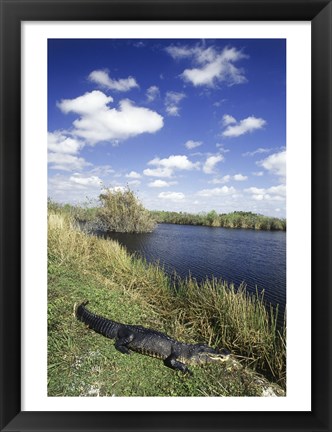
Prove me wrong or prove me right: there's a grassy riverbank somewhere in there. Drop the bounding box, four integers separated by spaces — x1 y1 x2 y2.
48 208 286 396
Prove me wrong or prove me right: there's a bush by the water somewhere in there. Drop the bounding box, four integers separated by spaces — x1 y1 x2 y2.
97 187 156 233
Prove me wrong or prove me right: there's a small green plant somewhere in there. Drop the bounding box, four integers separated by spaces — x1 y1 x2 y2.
97 187 156 233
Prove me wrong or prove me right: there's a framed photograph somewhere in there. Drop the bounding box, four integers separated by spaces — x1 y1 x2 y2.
1 0 331 431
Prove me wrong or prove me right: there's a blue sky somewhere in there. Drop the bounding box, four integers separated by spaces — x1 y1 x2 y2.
48 39 286 217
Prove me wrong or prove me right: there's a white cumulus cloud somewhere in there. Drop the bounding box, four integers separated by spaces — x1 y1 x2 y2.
144 154 199 178
48 173 103 203
125 171 141 179
148 179 177 188
210 175 231 184
88 70 139 92
222 115 266 138
185 140 202 150
233 173 248 181
165 91 186 116
143 167 174 178
48 131 90 172
242 147 271 157
48 153 91 172
165 45 202 60
158 191 185 201
203 155 224 174
146 85 160 102
244 184 286 201
166 45 248 88
48 131 83 154
210 173 247 183
69 174 102 187
222 114 237 127
57 90 164 144
257 150 286 179
89 165 114 176
197 186 236 197
58 90 113 115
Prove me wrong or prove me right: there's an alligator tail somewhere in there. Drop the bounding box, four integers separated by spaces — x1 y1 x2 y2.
75 301 121 339
73 300 88 317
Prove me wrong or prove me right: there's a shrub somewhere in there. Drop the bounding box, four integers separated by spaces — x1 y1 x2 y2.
97 187 156 233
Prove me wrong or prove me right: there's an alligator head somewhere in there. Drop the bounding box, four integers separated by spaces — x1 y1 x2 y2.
189 344 231 364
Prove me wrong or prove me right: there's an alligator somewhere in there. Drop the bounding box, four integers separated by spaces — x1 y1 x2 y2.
75 301 230 375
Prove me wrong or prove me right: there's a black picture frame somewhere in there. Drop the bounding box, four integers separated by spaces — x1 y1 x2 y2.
0 0 331 431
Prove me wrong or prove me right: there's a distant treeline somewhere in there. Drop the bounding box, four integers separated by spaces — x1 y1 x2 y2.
48 198 286 232
149 210 286 231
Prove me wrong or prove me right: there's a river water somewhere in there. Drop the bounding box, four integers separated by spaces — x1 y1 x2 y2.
104 223 286 318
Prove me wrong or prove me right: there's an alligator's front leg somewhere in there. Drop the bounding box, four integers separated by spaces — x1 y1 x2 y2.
114 328 134 355
164 353 192 375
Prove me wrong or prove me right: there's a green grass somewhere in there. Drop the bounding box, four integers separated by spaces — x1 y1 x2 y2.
48 210 286 397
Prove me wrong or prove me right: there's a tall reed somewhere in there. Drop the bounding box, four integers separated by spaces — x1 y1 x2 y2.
174 277 286 384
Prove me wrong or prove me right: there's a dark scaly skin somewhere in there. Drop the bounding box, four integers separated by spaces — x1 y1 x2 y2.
76 301 230 375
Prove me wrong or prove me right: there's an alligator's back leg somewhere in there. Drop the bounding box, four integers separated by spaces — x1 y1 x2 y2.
114 327 134 355
164 353 192 375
